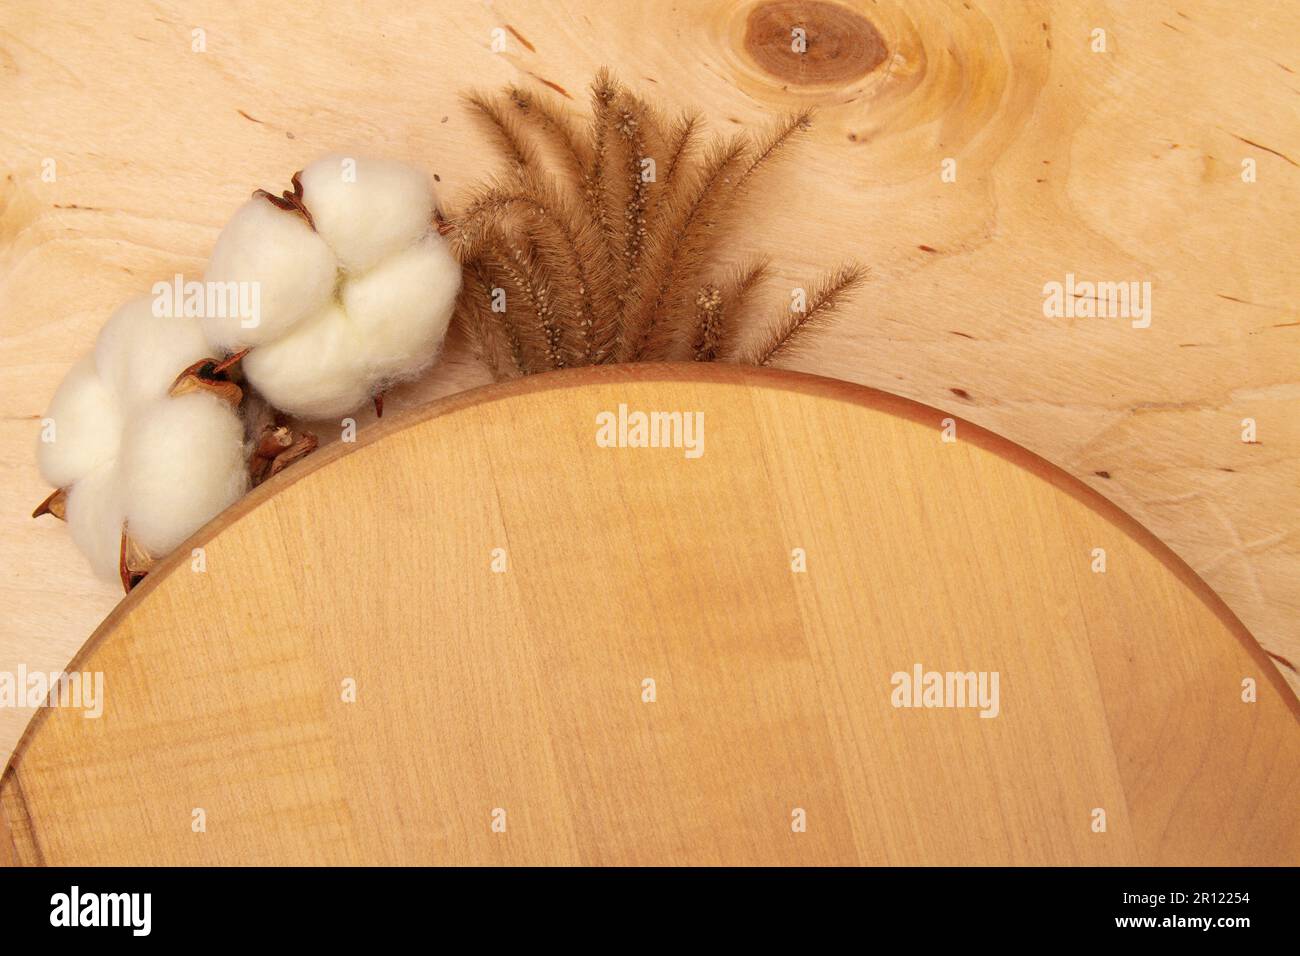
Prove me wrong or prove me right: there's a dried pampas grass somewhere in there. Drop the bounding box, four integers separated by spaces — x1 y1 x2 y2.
454 70 867 379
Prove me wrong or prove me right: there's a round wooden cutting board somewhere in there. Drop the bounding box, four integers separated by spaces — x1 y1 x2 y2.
2 365 1296 866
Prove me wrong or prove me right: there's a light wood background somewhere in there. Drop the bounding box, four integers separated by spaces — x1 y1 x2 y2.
4 366 1296 865
1 0 1298 774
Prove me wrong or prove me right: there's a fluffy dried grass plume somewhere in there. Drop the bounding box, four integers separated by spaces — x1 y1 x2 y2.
453 70 867 378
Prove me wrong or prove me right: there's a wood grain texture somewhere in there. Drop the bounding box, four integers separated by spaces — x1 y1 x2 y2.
1 0 1298 776
2 365 1297 866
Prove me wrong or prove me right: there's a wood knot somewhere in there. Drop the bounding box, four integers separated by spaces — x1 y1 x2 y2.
744 0 887 86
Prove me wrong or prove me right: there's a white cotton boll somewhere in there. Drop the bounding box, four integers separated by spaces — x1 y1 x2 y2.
118 393 249 556
190 155 457 423
66 462 127 583
37 356 123 489
343 233 462 382
242 304 373 420
40 289 260 580
300 154 435 274
202 199 338 352
94 296 211 411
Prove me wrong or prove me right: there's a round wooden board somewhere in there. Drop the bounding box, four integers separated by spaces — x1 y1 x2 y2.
2 365 1296 866
4 0 1300 781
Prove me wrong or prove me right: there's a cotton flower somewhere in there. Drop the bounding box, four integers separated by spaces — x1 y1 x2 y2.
202 154 461 420
36 297 249 584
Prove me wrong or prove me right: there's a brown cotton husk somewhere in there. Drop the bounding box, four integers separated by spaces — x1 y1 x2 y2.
238 390 319 486
169 359 244 406
253 171 316 230
32 487 68 521
254 424 294 459
267 432 318 479
119 528 154 593
249 422 318 485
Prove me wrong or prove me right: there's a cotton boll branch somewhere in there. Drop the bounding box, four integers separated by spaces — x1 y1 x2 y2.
38 153 461 586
